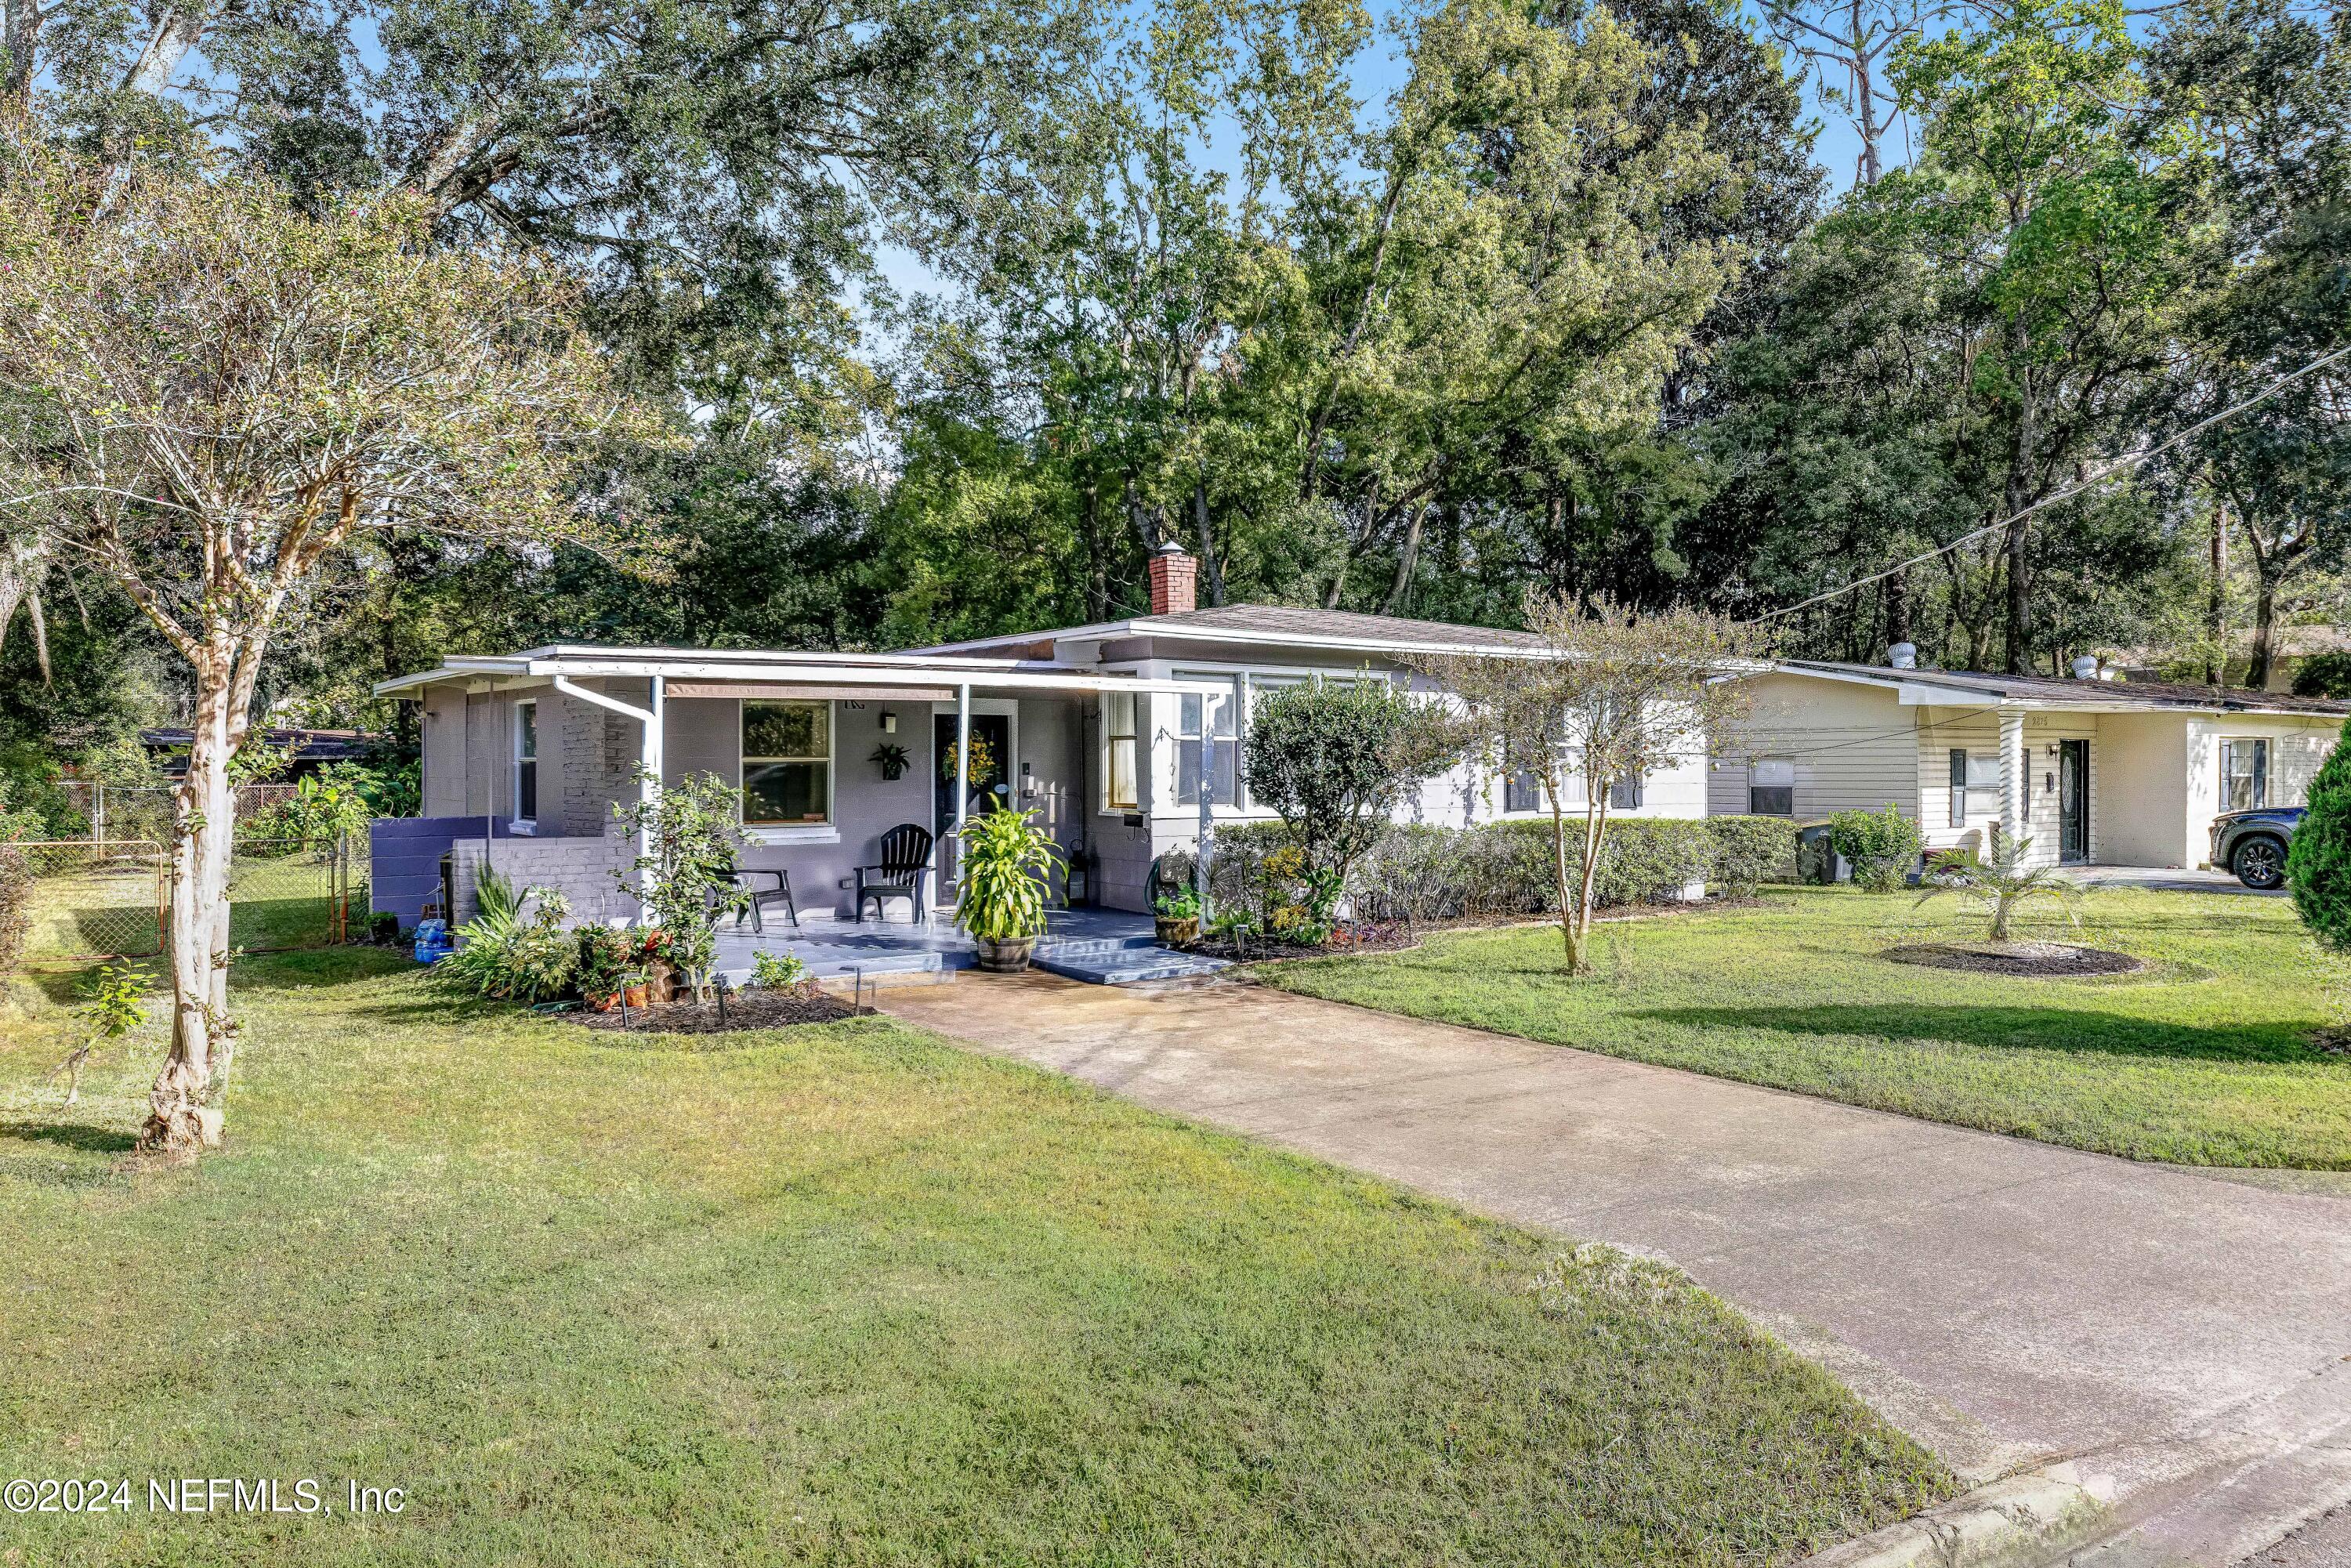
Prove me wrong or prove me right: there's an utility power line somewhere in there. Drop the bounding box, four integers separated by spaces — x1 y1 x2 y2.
1753 342 2351 624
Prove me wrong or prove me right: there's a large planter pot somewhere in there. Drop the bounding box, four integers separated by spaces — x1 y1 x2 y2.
973 933 1038 973
1155 916 1199 946
646 958 678 1003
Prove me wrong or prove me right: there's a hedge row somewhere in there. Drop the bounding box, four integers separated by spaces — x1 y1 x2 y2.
1170 815 1797 921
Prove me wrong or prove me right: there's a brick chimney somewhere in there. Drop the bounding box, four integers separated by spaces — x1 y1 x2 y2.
1147 541 1197 616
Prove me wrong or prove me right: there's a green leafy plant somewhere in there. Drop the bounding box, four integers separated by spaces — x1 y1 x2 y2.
1828 805 1925 893
2289 719 2351 951
957 804 1063 941
1916 831 2081 943
1241 678 1459 900
1154 886 1201 921
439 877 576 1001
750 950 810 990
870 743 911 781
241 764 377 848
574 924 636 1005
53 961 153 1105
612 768 748 1003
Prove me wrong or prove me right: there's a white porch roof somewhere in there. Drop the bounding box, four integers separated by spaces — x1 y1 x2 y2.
372 644 1227 700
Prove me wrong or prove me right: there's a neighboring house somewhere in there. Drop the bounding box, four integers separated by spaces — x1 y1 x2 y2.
372 545 1708 921
1714 651 2351 870
141 726 378 779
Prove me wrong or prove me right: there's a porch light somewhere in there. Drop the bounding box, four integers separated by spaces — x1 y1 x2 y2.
880 711 897 734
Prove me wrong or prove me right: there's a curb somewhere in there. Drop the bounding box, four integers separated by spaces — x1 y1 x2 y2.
1800 1465 2115 1568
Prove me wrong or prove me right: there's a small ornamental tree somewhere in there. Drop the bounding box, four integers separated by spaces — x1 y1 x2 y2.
1415 593 1765 975
612 770 751 1004
1241 679 1460 909
0 144 663 1150
2288 720 2351 952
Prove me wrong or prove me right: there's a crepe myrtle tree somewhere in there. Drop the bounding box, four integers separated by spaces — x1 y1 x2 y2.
1240 677 1461 914
0 143 665 1152
1415 593 1765 974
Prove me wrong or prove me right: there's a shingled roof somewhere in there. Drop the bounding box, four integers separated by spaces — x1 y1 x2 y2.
1780 660 2351 717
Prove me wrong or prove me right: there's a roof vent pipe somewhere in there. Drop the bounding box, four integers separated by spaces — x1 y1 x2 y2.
1887 643 1918 670
2070 655 2101 680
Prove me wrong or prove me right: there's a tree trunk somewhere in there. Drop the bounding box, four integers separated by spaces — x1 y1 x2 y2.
1547 790 1577 968
1567 795 1609 977
2 0 38 124
1190 481 1227 607
1081 480 1109 621
122 3 211 96
1852 0 1882 186
143 643 241 1152
1383 502 1428 614
2001 338 2038 674
2204 497 2228 685
1884 565 1911 651
2248 572 2278 691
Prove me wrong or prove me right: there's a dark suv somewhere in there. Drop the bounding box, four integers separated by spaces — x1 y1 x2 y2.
2211 807 2302 890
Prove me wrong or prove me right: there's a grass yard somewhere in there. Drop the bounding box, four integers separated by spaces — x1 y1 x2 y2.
1261 887 2351 1170
0 951 1950 1566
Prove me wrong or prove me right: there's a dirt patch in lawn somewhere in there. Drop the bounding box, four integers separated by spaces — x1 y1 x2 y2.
568 987 873 1034
1882 940 2146 978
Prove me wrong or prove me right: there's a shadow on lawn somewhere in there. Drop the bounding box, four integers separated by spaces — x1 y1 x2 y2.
1632 1002 2338 1066
1 1117 137 1153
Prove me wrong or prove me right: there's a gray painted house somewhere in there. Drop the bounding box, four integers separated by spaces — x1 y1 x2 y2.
373 548 1710 922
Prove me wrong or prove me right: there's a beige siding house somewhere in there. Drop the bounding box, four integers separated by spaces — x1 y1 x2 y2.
1714 659 2349 871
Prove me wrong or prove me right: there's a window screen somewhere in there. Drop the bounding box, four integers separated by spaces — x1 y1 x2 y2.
514 700 538 822
2220 737 2269 811
742 701 831 824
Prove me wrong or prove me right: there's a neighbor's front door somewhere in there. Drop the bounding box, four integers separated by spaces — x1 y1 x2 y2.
2059 739 2089 864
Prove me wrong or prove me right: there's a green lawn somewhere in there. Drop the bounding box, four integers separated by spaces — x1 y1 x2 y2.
1261 887 2351 1170
0 951 1948 1566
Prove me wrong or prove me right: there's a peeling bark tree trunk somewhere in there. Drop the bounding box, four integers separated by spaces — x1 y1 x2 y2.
2 0 38 123
122 3 213 96
144 634 259 1152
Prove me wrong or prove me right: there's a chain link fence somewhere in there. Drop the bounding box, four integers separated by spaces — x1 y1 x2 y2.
7 834 370 969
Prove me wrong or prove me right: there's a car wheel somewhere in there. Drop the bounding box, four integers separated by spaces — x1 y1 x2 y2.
2233 835 2287 890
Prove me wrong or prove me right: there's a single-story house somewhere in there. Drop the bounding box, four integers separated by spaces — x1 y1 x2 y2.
1712 651 2351 870
371 545 1708 922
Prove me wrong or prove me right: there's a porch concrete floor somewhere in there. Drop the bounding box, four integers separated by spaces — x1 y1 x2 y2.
709 907 1229 987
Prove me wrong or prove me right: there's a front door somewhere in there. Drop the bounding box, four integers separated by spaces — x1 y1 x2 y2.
2059 739 2089 863
935 713 1013 882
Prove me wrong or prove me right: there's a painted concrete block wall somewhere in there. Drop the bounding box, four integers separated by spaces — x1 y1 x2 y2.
448 825 638 925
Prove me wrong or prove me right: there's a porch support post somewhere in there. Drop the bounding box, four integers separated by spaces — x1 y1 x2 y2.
954 683 971 909
1998 706 2026 861
1195 698 1213 920
641 674 665 913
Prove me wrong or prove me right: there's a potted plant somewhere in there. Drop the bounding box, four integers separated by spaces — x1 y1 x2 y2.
637 927 677 1002
871 742 911 781
956 803 1063 972
621 967 650 1009
1154 885 1201 946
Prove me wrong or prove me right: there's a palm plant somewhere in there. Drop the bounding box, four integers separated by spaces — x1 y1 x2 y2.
956 805 1063 943
1914 830 2081 942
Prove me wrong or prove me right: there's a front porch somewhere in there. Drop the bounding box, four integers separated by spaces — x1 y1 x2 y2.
711 905 1229 987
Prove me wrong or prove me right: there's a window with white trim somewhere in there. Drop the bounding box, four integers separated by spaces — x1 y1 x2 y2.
1173 672 1240 807
1103 692 1139 811
1947 750 2000 822
2220 737 2268 811
742 701 831 824
513 699 538 824
1749 757 1794 817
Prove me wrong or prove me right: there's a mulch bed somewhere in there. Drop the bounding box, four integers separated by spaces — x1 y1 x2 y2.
1882 941 2146 978
566 986 871 1034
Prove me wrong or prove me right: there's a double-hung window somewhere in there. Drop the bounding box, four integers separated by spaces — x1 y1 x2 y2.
513 699 538 825
1947 750 2000 822
742 701 831 825
1749 758 1794 816
1103 692 1139 812
1173 673 1240 808
2219 737 2268 811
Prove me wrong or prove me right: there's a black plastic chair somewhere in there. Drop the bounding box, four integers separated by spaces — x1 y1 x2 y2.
718 862 799 934
856 824 936 924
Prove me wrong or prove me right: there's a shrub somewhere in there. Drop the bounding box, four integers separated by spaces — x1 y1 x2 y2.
2289 719 2351 951
2291 652 2351 701
957 803 1062 941
439 875 577 1001
1827 805 1923 893
574 924 636 1005
1704 816 1799 897
612 768 748 1001
749 950 809 990
1241 679 1457 894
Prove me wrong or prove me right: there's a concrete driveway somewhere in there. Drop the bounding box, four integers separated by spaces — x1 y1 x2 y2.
879 973 2351 1566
